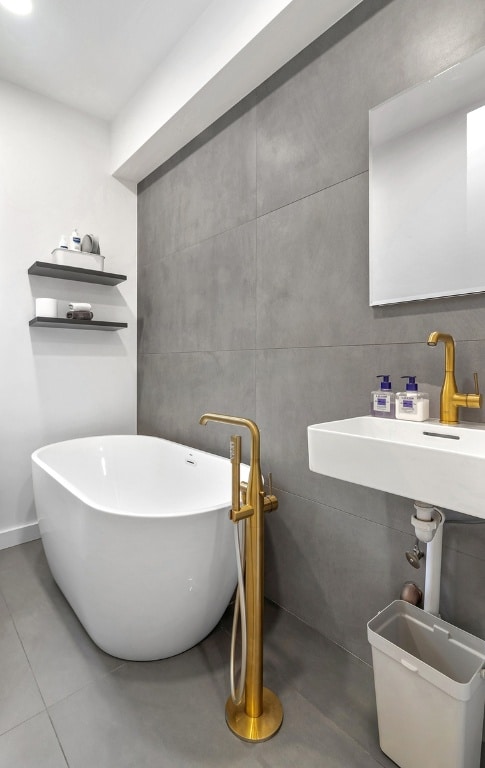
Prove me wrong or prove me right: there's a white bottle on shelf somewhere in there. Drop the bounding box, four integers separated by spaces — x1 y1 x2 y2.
69 228 81 251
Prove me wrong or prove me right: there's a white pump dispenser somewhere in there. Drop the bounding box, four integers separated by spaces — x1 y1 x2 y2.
396 376 429 421
69 229 81 251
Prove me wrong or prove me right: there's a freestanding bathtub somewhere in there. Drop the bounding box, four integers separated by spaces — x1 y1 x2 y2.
31 435 247 661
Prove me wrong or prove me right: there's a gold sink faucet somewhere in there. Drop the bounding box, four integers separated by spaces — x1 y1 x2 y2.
427 331 482 424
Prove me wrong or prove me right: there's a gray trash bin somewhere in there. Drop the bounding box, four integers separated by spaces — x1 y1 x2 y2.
368 600 485 768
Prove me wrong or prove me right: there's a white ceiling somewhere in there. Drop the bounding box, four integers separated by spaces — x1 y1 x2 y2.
0 0 214 120
0 0 362 181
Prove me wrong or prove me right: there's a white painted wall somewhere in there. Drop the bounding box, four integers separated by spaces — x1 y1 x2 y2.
0 80 137 548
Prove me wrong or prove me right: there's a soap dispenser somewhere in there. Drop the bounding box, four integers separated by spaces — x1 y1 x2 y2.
396 376 429 422
70 228 81 251
371 375 395 418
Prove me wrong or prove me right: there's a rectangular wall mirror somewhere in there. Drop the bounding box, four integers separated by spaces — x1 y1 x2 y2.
369 46 485 306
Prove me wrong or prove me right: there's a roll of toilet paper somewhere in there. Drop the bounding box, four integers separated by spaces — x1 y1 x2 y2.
35 298 58 318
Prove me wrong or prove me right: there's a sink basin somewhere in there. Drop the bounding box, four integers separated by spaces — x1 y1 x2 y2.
308 416 485 519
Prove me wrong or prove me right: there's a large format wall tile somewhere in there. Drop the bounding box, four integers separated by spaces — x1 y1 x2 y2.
138 351 256 459
137 103 256 263
441 546 485 642
257 171 485 349
443 519 485 563
137 0 485 659
256 344 426 504
256 0 485 216
264 490 424 663
139 221 256 354
256 173 369 350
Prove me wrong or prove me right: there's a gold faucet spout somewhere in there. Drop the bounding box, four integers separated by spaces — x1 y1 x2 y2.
427 332 455 371
427 332 482 424
199 413 260 461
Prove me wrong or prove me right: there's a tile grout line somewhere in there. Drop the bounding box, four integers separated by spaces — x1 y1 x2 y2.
272 485 416 539
45 710 71 768
44 661 128 712
44 660 129 767
276 486 485 566
0 551 131 746
0 712 46 740
139 339 438 356
138 168 368 271
270 672 385 768
0 578 49 727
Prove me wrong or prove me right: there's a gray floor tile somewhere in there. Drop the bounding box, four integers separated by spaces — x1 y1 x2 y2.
49 630 261 768
49 622 384 768
4 542 482 768
261 602 397 767
0 540 123 707
251 688 383 768
0 712 67 768
0 590 45 736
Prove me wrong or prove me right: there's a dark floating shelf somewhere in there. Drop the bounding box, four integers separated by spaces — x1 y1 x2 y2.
29 317 127 332
28 261 127 286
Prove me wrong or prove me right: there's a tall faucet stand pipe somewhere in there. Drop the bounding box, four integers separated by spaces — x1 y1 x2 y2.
199 413 283 741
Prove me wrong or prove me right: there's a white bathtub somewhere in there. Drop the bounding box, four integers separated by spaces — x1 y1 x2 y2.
31 435 245 661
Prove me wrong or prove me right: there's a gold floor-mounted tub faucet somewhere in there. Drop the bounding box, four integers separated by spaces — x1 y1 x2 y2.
199 413 283 742
427 331 482 424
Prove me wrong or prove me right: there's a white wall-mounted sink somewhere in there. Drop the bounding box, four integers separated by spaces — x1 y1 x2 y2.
308 416 485 519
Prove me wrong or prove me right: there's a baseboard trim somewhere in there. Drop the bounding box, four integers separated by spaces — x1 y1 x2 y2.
0 523 40 550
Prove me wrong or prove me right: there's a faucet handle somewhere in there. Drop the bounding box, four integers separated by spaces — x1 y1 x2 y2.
263 472 278 513
230 435 254 522
463 372 482 410
230 435 241 515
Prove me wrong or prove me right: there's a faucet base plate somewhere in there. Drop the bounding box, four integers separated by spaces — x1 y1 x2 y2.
225 687 283 742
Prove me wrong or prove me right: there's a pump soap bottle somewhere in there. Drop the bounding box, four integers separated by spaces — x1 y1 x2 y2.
371 375 395 418
70 229 81 251
396 376 429 421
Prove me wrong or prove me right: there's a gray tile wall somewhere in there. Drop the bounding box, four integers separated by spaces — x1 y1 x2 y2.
137 0 485 662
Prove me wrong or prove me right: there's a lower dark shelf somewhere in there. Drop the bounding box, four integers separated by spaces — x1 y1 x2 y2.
29 317 128 331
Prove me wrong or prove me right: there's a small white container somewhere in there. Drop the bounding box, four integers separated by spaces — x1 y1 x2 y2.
396 376 429 421
35 298 58 317
51 248 105 272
